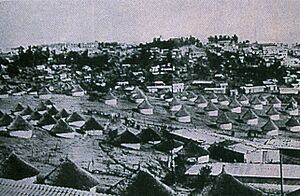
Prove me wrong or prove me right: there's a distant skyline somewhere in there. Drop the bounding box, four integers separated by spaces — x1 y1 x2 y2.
0 0 299 48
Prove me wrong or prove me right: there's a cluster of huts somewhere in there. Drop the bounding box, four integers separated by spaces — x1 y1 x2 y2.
0 100 104 139
0 151 178 196
159 90 300 137
0 84 85 98
1 151 281 196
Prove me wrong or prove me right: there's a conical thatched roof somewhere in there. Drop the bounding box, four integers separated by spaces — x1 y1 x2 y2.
266 106 279 116
285 102 297 110
289 97 298 105
0 113 13 127
36 101 48 111
66 112 85 122
72 84 84 93
287 187 300 196
104 89 117 100
132 89 145 100
38 86 51 95
258 94 267 103
7 115 32 131
196 169 264 196
169 97 181 106
38 112 57 126
137 99 153 109
80 117 103 131
121 169 176 196
41 159 99 190
195 95 208 104
250 97 262 105
205 102 218 112
285 117 300 127
175 106 190 117
217 94 229 102
12 103 25 113
20 105 33 116
50 119 74 134
154 139 183 152
216 112 231 124
30 110 42 120
261 119 279 132
0 152 39 180
206 93 218 100
47 105 59 116
267 95 281 104
228 98 241 108
177 141 209 157
238 94 249 102
55 108 70 119
187 91 197 99
113 130 140 144
241 109 258 121
137 128 161 143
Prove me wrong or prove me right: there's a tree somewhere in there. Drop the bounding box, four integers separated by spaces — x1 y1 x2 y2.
232 34 239 43
6 64 20 77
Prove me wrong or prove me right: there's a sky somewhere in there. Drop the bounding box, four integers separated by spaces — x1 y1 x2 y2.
0 0 299 48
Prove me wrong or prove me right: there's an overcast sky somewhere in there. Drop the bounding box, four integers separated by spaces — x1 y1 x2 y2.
0 0 299 48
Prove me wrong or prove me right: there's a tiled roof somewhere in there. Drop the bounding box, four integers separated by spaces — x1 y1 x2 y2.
0 178 111 196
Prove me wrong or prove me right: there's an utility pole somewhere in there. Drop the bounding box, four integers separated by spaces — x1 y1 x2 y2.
279 150 284 196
